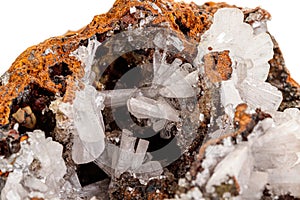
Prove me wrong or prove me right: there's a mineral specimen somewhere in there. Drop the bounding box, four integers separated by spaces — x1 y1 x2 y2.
0 0 300 199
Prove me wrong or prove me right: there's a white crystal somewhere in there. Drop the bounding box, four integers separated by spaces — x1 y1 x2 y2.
199 113 205 122
43 48 54 56
95 130 162 179
79 179 110 199
220 80 243 112
74 85 104 142
252 115 300 170
153 32 167 49
206 144 251 193
127 96 180 122
72 133 104 164
50 86 105 165
132 138 149 170
178 178 188 187
186 187 203 199
252 21 268 35
95 92 105 110
194 140 235 187
149 2 162 14
113 131 137 177
269 108 300 126
152 119 167 132
159 69 198 98
0 71 10 86
71 37 101 84
195 8 281 114
238 78 283 111
72 84 105 164
49 98 74 130
153 30 184 51
247 118 274 142
130 6 137 14
167 35 184 51
267 167 300 196
153 50 197 98
135 160 163 178
242 171 269 200
100 88 137 107
23 176 48 193
199 109 300 198
196 8 273 71
153 54 182 85
195 169 210 187
1 170 27 200
29 131 66 181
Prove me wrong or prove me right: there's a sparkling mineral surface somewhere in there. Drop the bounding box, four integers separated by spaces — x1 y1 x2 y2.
0 0 300 199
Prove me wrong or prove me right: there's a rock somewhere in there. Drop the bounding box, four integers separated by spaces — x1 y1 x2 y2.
0 0 299 199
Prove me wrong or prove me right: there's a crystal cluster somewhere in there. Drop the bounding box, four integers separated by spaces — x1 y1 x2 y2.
1 130 66 200
95 129 163 182
196 8 282 116
177 8 300 200
71 37 101 85
48 31 190 189
49 85 106 165
65 34 198 169
126 50 198 123
190 108 300 199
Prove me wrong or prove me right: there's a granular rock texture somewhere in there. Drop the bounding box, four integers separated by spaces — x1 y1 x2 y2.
0 0 299 199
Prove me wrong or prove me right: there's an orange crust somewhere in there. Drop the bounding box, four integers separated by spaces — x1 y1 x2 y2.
204 50 233 83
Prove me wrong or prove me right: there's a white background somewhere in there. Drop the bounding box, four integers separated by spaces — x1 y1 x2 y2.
0 0 299 83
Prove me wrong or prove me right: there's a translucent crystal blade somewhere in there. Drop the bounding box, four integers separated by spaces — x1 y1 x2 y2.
114 131 136 176
152 119 167 132
220 79 243 109
252 119 300 170
245 33 274 67
132 139 149 170
73 85 105 143
72 134 105 164
159 70 198 98
127 96 180 121
71 37 101 84
247 63 270 82
100 88 137 107
206 145 251 193
239 78 283 111
241 172 268 200
135 161 163 176
267 167 300 197
94 129 162 180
